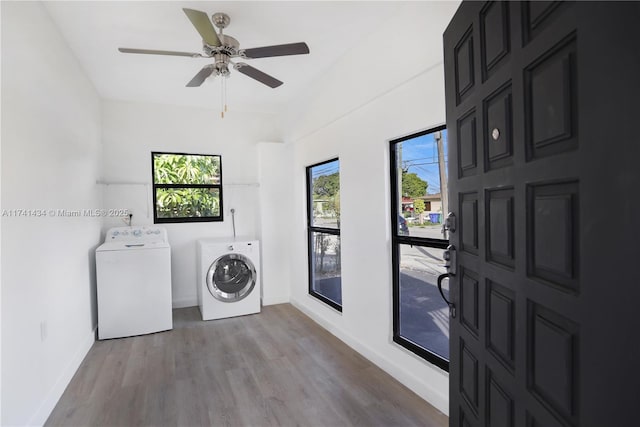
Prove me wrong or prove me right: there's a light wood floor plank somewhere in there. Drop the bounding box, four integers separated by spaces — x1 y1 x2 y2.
46 304 448 427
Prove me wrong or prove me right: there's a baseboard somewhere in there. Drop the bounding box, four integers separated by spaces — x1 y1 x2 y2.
262 294 290 306
172 297 197 309
290 297 449 415
173 295 289 309
28 327 96 426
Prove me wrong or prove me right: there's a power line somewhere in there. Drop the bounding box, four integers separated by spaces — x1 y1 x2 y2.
403 160 448 167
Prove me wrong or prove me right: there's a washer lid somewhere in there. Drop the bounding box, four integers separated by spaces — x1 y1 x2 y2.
96 241 170 252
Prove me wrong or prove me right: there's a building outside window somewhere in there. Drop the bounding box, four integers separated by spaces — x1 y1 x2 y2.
390 126 450 370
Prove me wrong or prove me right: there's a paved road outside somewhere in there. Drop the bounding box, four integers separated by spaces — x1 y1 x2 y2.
311 218 451 360
406 222 449 240
312 216 339 228
311 244 450 360
314 277 342 305
398 244 449 359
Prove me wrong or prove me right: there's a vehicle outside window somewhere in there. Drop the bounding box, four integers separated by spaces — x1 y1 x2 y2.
398 215 410 236
390 126 450 371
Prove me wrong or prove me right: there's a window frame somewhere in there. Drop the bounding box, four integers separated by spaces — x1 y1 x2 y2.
389 125 450 371
306 158 342 312
151 151 224 224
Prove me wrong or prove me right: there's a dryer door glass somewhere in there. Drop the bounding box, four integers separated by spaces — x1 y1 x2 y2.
207 253 257 302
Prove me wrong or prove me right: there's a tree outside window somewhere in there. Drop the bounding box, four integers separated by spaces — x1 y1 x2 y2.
152 152 223 223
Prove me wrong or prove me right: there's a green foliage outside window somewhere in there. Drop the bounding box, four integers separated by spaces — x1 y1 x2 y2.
155 188 220 218
312 171 340 221
313 173 339 198
401 171 428 198
152 153 222 221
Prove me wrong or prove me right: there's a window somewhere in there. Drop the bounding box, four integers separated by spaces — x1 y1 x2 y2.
390 126 450 370
151 152 223 223
306 159 342 311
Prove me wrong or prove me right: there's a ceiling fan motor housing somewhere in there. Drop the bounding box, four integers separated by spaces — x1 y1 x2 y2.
118 8 309 89
203 35 240 56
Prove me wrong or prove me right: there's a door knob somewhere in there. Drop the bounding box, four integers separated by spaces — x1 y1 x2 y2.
437 273 456 318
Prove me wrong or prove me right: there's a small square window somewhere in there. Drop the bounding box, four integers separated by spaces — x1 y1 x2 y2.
151 152 223 223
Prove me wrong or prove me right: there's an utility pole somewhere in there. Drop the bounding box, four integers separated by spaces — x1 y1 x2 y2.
435 131 448 236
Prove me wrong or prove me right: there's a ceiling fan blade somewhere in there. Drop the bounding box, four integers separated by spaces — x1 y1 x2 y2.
186 66 214 87
182 8 220 47
242 42 309 59
234 63 283 88
118 48 202 58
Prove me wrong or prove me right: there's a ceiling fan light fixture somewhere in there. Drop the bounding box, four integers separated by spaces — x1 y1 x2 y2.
118 8 310 116
216 63 230 77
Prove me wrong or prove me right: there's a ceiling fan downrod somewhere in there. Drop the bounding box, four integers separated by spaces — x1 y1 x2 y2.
117 7 310 112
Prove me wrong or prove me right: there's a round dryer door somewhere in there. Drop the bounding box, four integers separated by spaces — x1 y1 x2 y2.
206 253 257 302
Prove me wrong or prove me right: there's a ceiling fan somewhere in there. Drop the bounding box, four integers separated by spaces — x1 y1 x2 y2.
118 8 310 89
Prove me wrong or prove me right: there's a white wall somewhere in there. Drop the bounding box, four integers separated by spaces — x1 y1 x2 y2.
0 2 3 420
0 1 458 423
279 2 460 415
1 2 102 425
257 142 293 305
101 100 282 307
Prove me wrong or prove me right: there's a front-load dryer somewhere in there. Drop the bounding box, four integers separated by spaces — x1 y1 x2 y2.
197 237 261 320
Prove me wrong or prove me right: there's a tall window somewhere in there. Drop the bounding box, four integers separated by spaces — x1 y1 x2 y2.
390 126 450 370
306 159 342 311
152 152 223 223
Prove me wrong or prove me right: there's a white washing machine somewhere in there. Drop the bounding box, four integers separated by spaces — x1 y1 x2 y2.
96 226 173 339
197 237 261 320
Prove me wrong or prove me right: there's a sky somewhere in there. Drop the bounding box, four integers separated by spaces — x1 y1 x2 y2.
309 129 448 195
399 129 448 195
310 159 340 179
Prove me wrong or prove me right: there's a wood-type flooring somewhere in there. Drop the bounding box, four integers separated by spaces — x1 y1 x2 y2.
46 304 448 426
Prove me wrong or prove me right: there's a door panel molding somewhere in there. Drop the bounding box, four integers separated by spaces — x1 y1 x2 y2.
445 2 640 426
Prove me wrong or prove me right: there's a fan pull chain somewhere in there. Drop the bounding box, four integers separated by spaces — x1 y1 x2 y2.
220 78 224 119
219 76 229 119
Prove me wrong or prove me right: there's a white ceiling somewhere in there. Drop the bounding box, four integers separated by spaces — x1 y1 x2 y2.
44 1 410 114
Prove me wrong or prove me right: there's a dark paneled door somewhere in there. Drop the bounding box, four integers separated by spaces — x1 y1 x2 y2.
443 2 640 426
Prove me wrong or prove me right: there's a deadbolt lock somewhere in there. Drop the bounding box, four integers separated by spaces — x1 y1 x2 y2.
443 245 457 275
444 212 456 233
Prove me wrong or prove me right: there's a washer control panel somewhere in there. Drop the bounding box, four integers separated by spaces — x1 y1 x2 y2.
106 226 168 243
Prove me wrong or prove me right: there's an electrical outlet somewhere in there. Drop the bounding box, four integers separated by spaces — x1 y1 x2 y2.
40 321 47 342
